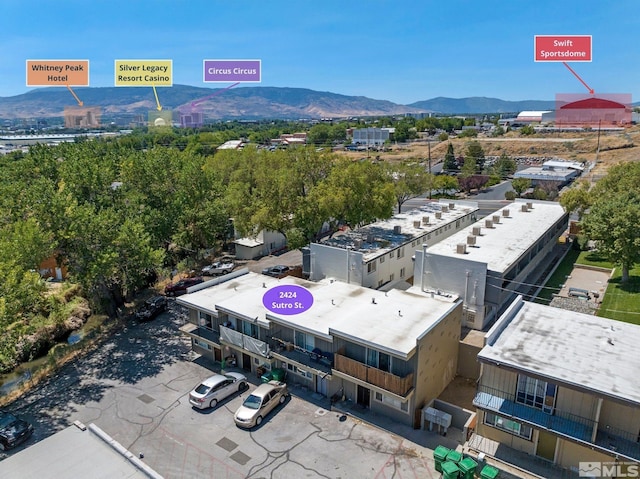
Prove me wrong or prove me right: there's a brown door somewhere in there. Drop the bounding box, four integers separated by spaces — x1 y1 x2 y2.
357 385 370 408
537 429 557 462
242 353 252 372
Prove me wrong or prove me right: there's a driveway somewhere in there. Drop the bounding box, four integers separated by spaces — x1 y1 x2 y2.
0 303 443 478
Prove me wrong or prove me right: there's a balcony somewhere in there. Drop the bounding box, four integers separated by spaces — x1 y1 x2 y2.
333 353 413 397
220 325 270 358
179 323 221 345
474 385 640 461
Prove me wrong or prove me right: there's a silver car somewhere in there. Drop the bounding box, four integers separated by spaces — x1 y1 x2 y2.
189 372 248 409
233 380 289 428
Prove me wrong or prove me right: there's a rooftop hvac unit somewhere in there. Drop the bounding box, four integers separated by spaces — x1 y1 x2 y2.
485 219 494 229
456 243 467 254
441 205 449 213
413 220 421 229
521 204 529 212
472 226 482 236
435 212 442 219
422 216 430 225
448 202 455 210
393 225 402 235
502 208 510 217
467 235 476 245
492 215 501 224
526 202 534 209
353 239 363 249
366 234 375 243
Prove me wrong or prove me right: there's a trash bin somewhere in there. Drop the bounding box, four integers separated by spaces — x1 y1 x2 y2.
433 445 450 473
480 464 500 479
271 367 286 381
441 460 460 479
459 457 478 479
446 449 463 464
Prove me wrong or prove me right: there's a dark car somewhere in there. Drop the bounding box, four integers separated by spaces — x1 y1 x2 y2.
0 410 34 451
134 295 167 322
261 265 290 278
164 277 204 296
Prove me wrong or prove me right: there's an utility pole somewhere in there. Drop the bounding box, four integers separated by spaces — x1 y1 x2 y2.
428 139 432 200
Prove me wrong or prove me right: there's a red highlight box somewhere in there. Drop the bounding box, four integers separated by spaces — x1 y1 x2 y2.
534 36 592 62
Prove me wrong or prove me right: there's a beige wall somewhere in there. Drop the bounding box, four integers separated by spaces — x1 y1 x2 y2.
555 386 599 421
457 342 481 380
480 364 518 394
555 438 614 470
475 410 536 456
598 399 640 437
414 302 462 417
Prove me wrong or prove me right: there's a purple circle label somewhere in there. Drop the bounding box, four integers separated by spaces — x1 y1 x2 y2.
262 285 313 315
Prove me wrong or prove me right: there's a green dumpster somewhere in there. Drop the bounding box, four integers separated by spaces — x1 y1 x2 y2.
433 445 450 473
441 460 460 479
480 464 500 479
446 449 463 464
271 367 286 381
459 457 478 479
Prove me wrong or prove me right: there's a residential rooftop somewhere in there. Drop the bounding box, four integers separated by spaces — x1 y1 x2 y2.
177 271 460 359
424 199 567 273
315 200 478 262
479 296 640 406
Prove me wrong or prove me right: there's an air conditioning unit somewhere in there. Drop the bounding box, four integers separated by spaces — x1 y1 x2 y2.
456 243 467 254
353 239 363 249
467 235 476 246
521 204 529 212
448 202 455 210
393 225 402 235
422 216 430 225
413 220 421 229
472 226 482 236
435 212 442 219
366 234 375 243
527 202 534 209
441 205 449 213
492 215 501 224
485 219 494 229
502 208 510 217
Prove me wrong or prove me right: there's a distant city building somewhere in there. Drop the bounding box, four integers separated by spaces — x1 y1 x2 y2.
352 127 393 146
180 111 204 128
64 106 101 128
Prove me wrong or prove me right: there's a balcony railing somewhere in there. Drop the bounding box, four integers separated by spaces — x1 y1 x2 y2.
333 353 413 397
220 325 270 358
474 384 640 461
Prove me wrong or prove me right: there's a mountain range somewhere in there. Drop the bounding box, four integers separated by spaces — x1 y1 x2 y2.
0 85 559 120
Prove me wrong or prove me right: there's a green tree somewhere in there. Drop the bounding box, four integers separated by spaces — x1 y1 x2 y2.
386 162 432 213
465 141 485 173
520 125 535 136
511 178 531 197
443 143 457 172
493 153 516 178
433 174 459 196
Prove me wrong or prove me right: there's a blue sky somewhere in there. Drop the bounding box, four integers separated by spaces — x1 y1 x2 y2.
2 0 638 104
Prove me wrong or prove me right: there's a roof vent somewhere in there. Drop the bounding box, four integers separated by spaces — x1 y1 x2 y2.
441 205 449 213
472 226 482 236
492 215 501 224
502 208 510 217
467 235 476 246
526 202 534 209
366 234 375 243
422 216 430 225
485 219 494 229
521 204 529 212
456 243 467 254
413 220 421 229
449 202 455 210
353 238 363 249
435 212 442 220
393 225 402 235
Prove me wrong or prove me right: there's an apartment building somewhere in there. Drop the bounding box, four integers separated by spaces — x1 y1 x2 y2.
412 199 568 330
473 296 640 470
177 271 463 427
309 200 479 289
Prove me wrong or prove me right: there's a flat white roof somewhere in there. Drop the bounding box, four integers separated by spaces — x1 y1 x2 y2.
316 200 479 262
425 200 566 273
234 236 263 248
514 167 578 181
177 272 459 359
480 297 640 406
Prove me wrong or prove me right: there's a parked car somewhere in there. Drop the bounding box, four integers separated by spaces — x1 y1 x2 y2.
134 296 167 322
0 410 34 451
261 265 290 278
189 372 248 409
164 277 204 296
233 380 289 428
201 260 235 276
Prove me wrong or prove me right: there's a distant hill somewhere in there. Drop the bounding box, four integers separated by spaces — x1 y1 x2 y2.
0 86 559 120
408 96 556 114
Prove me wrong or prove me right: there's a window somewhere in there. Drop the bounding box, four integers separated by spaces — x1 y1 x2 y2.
380 256 385 264
286 362 312 379
516 375 557 413
367 261 377 274
374 391 409 412
241 320 259 338
427 233 431 240
397 247 404 259
198 311 213 328
389 273 394 282
400 267 405 278
390 250 395 258
366 349 391 372
295 330 315 352
193 338 212 350
484 412 532 440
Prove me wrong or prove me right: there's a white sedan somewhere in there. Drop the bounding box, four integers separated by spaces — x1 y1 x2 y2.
189 372 248 409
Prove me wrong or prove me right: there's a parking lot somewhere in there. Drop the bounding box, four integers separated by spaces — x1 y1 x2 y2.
0 302 443 478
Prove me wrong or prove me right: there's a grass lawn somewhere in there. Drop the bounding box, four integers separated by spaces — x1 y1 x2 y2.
534 248 581 304
577 251 640 325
